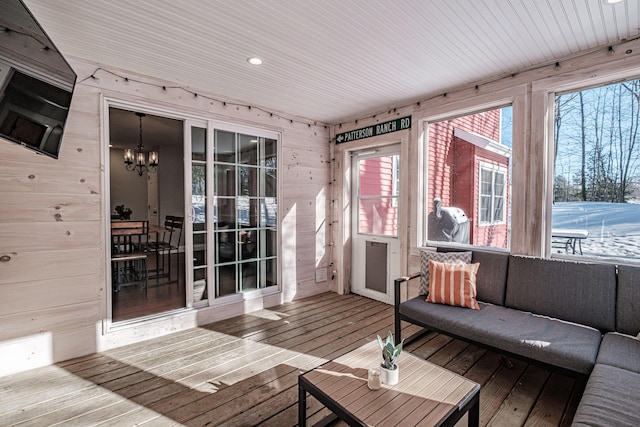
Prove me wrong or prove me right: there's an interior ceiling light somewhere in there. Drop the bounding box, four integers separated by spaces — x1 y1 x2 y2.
247 57 263 65
603 0 624 4
124 112 158 176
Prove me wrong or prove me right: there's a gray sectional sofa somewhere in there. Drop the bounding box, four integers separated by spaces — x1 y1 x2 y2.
394 248 640 426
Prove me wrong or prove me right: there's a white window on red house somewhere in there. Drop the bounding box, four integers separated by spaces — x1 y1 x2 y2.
479 164 506 224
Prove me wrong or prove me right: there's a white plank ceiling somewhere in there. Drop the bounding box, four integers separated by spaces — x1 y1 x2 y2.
21 0 640 124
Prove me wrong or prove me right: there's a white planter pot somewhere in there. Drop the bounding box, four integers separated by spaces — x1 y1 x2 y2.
380 365 399 385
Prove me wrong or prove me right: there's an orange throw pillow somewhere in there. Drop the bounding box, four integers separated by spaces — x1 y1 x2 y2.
427 260 480 310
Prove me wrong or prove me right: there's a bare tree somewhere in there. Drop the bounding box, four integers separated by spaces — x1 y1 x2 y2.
579 91 587 201
554 93 578 174
555 79 640 203
620 81 640 202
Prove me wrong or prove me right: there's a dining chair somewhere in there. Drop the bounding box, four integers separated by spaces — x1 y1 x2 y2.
146 215 183 286
111 220 149 295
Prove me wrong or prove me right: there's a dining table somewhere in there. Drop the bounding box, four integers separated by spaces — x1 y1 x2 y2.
110 221 173 290
111 223 170 237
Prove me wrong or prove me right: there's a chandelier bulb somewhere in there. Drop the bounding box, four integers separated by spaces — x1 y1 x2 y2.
124 112 157 176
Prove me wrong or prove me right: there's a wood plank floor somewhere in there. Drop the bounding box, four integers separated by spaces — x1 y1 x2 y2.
113 253 186 322
0 292 585 426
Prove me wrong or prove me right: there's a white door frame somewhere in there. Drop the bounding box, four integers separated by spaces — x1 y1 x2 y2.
350 144 401 305
102 97 190 331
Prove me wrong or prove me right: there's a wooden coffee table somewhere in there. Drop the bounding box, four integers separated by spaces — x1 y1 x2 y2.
298 340 480 426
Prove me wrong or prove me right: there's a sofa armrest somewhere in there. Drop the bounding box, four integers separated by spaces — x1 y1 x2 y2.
394 272 421 302
394 272 421 344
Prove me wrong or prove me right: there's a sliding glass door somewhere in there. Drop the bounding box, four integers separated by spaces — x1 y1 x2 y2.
213 129 278 297
107 107 279 324
185 121 279 307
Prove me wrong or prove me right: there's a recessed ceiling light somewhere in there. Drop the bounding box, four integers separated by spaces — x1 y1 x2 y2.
247 57 263 65
603 0 624 4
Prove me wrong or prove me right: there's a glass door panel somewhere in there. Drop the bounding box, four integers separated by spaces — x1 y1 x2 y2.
191 126 208 304
108 107 186 323
216 264 236 297
214 164 235 196
213 131 278 298
214 130 235 163
357 154 399 236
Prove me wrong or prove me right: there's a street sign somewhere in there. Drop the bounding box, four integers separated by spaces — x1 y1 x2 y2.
335 116 411 144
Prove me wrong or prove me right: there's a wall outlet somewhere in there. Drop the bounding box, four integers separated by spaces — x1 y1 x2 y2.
315 268 328 283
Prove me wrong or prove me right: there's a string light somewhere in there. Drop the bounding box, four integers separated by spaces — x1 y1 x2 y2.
81 36 640 131
335 36 640 128
78 67 327 129
0 25 53 51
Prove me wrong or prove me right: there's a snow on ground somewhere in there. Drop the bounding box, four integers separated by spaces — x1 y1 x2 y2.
552 202 640 260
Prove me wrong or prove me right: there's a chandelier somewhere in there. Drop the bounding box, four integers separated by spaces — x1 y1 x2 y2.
124 112 158 176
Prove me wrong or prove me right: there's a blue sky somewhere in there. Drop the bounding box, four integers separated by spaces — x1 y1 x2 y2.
500 106 512 147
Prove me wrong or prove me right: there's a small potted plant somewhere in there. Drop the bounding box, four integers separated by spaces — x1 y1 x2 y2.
115 204 132 220
377 330 403 385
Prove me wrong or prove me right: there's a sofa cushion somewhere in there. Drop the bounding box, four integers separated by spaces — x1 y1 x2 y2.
596 332 640 374
427 260 480 310
470 249 509 306
399 297 601 375
505 256 616 332
572 363 640 426
616 264 640 336
419 250 471 295
436 247 509 305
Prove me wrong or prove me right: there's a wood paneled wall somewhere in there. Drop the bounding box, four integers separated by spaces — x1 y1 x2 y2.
0 58 332 376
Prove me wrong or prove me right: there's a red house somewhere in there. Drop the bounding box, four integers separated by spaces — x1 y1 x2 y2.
427 110 511 249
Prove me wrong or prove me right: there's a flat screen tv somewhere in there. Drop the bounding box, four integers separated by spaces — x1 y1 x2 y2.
0 0 77 159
